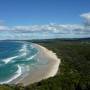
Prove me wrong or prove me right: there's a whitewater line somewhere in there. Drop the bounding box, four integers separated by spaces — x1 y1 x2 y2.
0 65 22 84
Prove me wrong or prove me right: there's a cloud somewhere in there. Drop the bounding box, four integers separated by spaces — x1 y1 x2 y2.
0 13 90 40
0 23 89 40
12 24 84 33
0 26 10 31
80 12 90 26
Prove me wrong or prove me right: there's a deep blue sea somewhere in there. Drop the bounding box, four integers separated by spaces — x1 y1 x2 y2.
0 41 38 84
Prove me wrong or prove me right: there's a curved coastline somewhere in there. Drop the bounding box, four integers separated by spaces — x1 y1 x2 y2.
9 43 61 86
34 44 60 78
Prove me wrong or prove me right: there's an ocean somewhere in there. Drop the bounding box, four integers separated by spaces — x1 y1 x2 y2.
0 41 38 84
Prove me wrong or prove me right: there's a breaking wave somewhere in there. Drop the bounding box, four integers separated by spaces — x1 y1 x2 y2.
0 41 38 84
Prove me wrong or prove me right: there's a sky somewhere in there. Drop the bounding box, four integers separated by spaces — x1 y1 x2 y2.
0 0 90 40
0 0 90 25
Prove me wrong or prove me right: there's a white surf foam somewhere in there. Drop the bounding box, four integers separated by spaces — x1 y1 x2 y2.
0 65 22 84
26 54 36 61
2 43 35 64
19 44 27 56
30 44 35 49
3 56 18 64
2 44 27 64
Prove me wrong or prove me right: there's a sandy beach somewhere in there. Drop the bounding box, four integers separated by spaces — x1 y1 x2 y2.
10 44 60 86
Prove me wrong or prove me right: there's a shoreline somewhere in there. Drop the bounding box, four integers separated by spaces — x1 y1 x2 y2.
9 44 61 86
34 44 61 77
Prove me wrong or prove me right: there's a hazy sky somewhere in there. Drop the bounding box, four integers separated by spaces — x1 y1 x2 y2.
0 0 90 25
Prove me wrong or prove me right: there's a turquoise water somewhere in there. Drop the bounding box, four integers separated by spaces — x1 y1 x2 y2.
0 41 38 84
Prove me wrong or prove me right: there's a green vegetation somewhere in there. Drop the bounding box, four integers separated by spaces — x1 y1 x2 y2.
0 39 90 90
